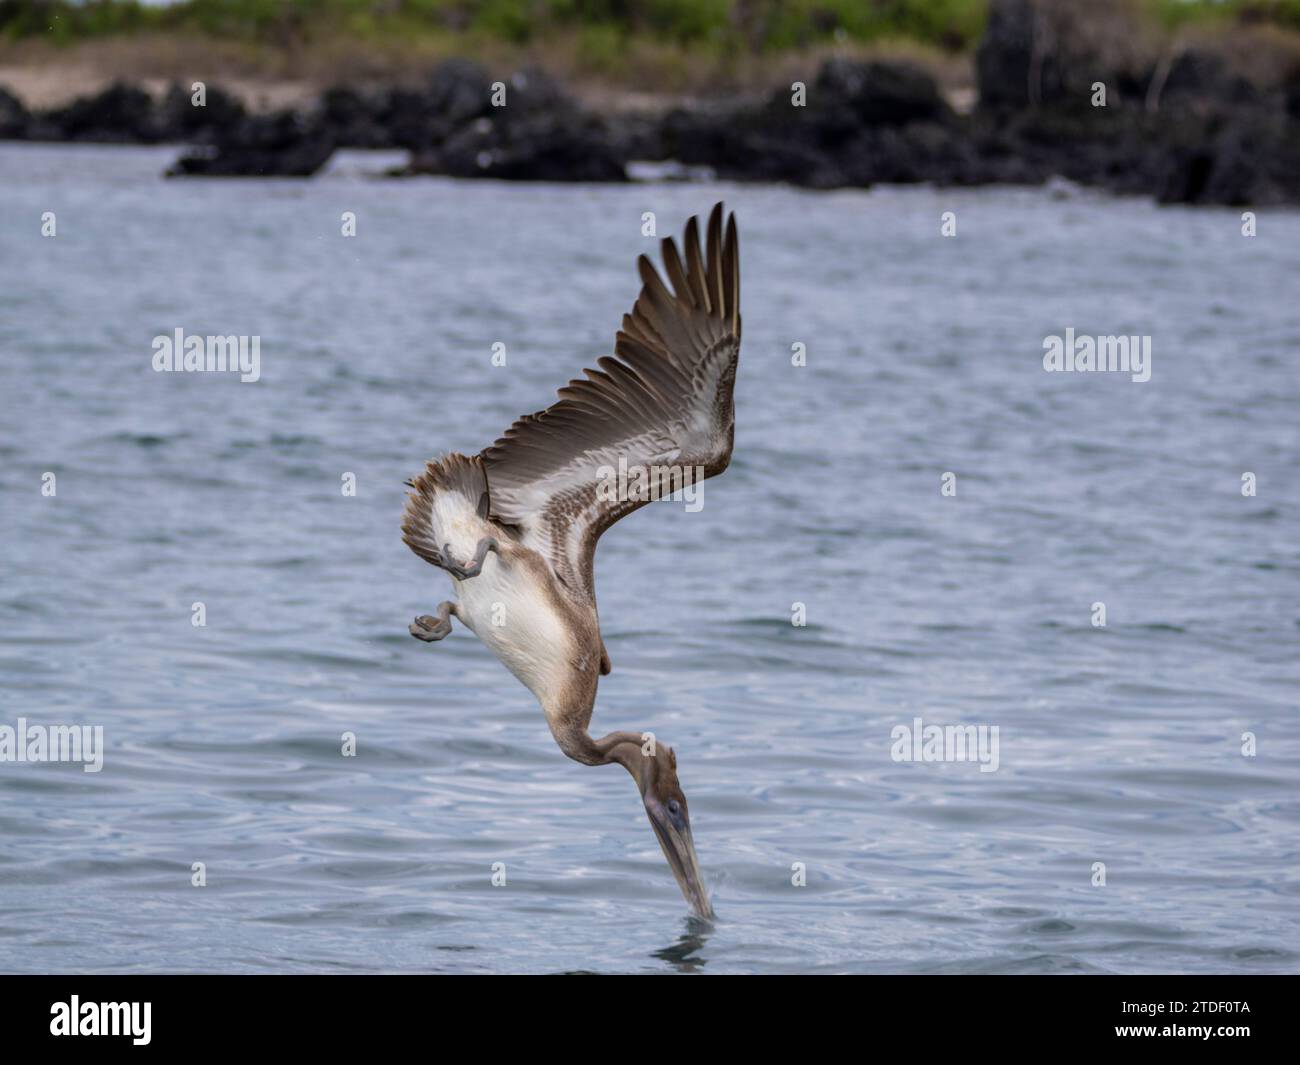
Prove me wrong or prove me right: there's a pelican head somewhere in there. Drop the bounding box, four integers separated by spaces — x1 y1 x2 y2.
631 745 713 919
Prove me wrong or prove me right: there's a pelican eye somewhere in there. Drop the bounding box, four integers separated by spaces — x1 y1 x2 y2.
666 799 682 818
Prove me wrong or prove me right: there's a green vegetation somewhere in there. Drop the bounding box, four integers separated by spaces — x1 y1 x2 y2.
7 0 1300 52
1151 0 1300 31
0 0 1082 52
3 0 1299 97
5 0 1300 50
6 0 1300 51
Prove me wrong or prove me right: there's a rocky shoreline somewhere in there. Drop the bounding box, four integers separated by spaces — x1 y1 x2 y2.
3 1 1298 205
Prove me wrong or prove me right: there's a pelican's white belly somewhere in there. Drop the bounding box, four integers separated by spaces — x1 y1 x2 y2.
453 553 573 705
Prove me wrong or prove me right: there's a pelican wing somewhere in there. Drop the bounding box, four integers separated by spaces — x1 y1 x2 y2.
481 203 741 603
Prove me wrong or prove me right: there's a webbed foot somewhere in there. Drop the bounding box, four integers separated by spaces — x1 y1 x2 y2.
443 536 499 580
410 600 457 642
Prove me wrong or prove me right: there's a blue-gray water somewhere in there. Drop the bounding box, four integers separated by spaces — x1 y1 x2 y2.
1 144 1297 974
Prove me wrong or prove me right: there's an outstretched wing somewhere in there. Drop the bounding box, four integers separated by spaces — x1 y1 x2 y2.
481 202 741 604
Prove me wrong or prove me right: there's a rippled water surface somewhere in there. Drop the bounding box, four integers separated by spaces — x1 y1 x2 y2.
1 144 1298 973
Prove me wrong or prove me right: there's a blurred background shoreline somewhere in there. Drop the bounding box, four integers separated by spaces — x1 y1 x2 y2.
3 1 1300 201
2 0 1299 102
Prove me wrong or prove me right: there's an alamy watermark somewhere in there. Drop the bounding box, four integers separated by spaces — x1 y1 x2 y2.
1043 328 1151 383
595 456 706 512
152 328 261 382
0 718 103 772
890 716 1000 773
50 996 150 1045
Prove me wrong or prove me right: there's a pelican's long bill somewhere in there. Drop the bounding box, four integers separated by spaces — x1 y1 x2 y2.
646 799 713 919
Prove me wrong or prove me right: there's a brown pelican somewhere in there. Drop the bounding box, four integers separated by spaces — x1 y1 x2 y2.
402 203 740 919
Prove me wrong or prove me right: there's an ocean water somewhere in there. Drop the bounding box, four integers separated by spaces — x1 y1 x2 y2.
1 144 1297 974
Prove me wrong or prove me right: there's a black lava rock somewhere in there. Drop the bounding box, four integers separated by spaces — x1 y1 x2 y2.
42 81 162 143
157 82 248 143
166 111 335 177
401 67 627 181
813 58 951 127
0 85 29 138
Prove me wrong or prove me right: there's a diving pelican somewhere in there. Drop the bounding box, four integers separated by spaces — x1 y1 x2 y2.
402 203 740 919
